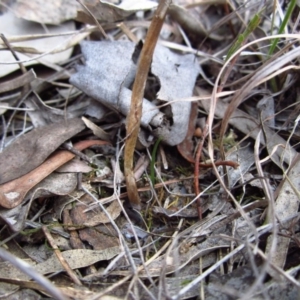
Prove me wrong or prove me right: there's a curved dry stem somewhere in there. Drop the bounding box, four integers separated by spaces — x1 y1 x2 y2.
124 0 171 209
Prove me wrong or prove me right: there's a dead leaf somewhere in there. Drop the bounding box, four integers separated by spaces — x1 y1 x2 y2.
0 173 78 232
0 140 110 209
0 69 36 93
34 247 120 274
0 199 33 232
266 154 300 271
83 200 122 227
24 94 90 127
70 40 200 146
0 118 85 185
56 159 93 173
0 11 76 76
70 198 120 250
70 40 163 131
77 0 157 23
151 44 199 145
13 0 79 25
82 116 111 141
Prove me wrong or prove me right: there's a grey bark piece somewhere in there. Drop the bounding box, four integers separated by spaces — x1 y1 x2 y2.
70 40 199 146
70 41 163 129
151 44 200 145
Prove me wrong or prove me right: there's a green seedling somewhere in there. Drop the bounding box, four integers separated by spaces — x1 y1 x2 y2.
268 0 297 57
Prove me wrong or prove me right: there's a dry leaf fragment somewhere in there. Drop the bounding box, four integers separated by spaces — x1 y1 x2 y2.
0 11 76 76
0 140 110 209
70 40 200 145
82 116 111 141
0 118 85 185
151 44 200 145
0 69 36 93
34 247 120 274
83 200 122 227
266 154 300 271
70 40 164 131
77 0 157 23
13 0 79 25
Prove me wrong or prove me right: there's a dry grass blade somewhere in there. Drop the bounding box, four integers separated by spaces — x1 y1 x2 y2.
124 0 171 209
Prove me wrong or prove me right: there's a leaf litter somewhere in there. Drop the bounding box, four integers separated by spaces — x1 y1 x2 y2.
0 0 300 299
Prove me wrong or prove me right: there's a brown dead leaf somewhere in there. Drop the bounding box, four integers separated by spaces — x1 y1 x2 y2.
0 118 85 185
70 198 119 250
0 11 76 77
0 69 36 93
82 116 111 141
77 0 157 23
0 140 110 209
83 200 122 227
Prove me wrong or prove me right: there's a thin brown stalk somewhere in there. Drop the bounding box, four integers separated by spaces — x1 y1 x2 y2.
124 0 171 209
194 123 208 220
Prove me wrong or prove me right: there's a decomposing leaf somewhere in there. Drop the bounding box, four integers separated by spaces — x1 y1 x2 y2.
0 118 85 185
0 259 36 281
0 173 78 232
70 40 199 146
13 0 79 25
24 94 90 127
0 140 110 209
152 206 198 218
265 154 300 270
70 198 120 250
34 247 120 274
151 44 200 145
82 116 111 141
0 11 76 77
257 95 275 128
77 0 157 23
0 199 33 232
168 4 208 38
139 243 226 278
164 275 199 300
56 159 93 173
0 69 36 93
223 146 256 188
70 40 163 130
83 200 122 227
0 247 120 295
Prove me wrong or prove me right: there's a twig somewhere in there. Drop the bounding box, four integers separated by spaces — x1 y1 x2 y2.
124 0 171 209
194 123 208 220
42 226 82 286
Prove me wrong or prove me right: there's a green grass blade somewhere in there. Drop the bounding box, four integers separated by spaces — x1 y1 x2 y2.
268 0 297 56
225 13 261 61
